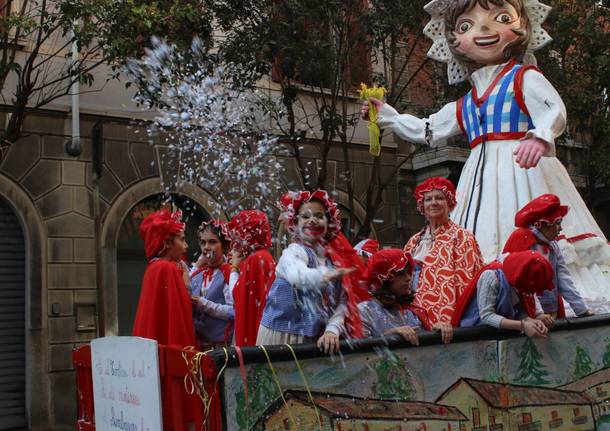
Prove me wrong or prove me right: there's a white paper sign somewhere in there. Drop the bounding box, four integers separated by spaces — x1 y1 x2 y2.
91 336 163 431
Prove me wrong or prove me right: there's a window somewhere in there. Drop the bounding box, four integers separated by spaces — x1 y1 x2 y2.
573 408 581 417
522 412 532 424
283 417 290 430
270 1 371 89
489 415 496 425
551 411 559 420
472 408 481 426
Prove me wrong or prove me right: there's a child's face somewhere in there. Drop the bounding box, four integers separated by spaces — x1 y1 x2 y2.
453 1 522 65
297 201 328 244
388 269 414 299
199 229 224 268
164 230 188 261
539 218 563 242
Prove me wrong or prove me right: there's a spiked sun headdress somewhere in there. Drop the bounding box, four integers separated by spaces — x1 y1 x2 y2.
423 0 553 84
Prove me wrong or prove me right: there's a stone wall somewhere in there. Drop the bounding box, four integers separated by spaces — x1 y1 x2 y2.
0 110 411 429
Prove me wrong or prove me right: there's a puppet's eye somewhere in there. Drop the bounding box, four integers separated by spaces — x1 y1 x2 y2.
456 21 473 33
495 13 514 24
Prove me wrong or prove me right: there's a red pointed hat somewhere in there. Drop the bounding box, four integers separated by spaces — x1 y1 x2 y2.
354 239 380 257
515 194 569 228
223 210 272 253
139 210 185 260
414 176 457 214
282 189 342 241
503 250 554 296
365 249 414 292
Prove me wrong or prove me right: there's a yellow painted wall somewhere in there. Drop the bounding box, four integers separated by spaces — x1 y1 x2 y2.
436 382 509 430
262 399 333 431
333 418 463 431
508 404 595 431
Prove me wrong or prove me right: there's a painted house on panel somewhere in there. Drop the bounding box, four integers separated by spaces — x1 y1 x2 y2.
252 390 466 431
561 367 610 424
436 378 597 431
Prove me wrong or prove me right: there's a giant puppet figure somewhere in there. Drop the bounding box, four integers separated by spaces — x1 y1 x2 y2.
363 0 610 311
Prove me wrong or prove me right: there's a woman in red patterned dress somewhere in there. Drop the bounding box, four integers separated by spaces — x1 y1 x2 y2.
404 177 484 327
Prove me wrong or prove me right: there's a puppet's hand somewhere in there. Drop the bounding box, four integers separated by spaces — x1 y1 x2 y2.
513 137 548 169
360 97 384 121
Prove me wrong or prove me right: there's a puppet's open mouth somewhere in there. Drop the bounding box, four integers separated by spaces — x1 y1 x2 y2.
474 35 500 47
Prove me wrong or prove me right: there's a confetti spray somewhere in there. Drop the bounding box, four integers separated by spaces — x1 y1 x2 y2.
125 37 285 216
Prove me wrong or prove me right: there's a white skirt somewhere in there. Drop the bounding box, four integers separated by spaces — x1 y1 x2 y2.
255 325 316 346
451 139 610 312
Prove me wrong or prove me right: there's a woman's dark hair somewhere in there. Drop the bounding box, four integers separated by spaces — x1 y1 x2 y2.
198 222 230 252
373 268 414 308
444 0 531 70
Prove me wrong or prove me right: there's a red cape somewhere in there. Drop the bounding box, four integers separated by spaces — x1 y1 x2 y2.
451 261 503 327
451 260 539 327
233 249 276 346
502 228 565 318
132 259 201 428
132 259 196 347
326 233 365 338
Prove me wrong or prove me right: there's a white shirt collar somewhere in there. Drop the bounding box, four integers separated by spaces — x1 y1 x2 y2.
469 62 512 94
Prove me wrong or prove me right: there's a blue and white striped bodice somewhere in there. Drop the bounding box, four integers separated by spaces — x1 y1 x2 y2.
260 245 342 337
457 62 534 148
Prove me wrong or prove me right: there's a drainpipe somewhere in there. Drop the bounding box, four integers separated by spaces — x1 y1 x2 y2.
92 120 104 336
65 32 81 156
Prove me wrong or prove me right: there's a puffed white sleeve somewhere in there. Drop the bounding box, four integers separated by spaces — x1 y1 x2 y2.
275 243 330 290
521 69 567 157
376 102 463 146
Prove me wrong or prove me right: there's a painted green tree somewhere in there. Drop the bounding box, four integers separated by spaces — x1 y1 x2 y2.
372 354 416 401
574 345 595 379
602 339 610 369
516 338 550 385
235 364 280 430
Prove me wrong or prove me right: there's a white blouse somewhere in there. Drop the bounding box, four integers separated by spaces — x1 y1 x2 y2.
377 62 567 157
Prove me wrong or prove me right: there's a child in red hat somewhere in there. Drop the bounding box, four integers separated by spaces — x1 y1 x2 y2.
133 209 195 347
503 194 593 319
133 209 201 429
223 210 276 347
258 190 365 354
359 249 453 345
190 220 233 348
452 251 554 338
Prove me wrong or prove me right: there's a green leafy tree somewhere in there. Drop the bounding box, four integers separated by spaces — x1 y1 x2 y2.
0 0 212 161
209 0 448 241
574 345 595 379
235 364 280 430
372 354 416 400
516 338 550 385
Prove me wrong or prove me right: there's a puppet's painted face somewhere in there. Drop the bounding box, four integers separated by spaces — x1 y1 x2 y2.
453 2 522 65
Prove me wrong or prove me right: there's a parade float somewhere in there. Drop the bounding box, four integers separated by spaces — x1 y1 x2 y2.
72 0 610 429
73 316 610 431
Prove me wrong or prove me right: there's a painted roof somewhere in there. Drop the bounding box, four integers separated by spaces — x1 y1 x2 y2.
436 378 595 408
253 390 466 429
561 368 610 392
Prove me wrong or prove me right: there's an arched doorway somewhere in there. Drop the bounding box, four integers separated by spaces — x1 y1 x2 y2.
0 196 26 429
116 194 209 335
